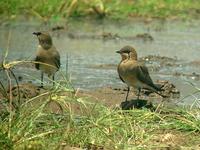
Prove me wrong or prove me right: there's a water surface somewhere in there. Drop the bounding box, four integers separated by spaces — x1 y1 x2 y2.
1 19 200 105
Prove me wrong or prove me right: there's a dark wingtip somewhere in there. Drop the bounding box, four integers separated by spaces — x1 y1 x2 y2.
153 84 164 91
153 84 169 98
116 50 121 53
33 32 41 36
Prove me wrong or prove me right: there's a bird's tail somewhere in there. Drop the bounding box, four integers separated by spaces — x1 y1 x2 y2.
151 84 167 98
153 84 164 91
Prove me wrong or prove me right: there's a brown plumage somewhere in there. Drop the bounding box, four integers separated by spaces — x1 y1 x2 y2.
33 31 60 87
116 45 162 101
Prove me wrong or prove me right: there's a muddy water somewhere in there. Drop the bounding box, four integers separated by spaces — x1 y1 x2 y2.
1 19 200 105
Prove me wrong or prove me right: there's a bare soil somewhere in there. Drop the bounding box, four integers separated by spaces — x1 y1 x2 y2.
0 79 180 112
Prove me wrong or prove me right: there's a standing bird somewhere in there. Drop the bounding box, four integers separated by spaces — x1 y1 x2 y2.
116 45 163 101
33 31 60 87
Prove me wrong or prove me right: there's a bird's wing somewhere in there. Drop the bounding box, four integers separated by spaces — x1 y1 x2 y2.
35 56 42 70
117 64 125 83
119 74 125 83
135 64 160 90
54 53 60 69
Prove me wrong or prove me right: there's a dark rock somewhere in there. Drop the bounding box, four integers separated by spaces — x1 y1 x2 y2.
120 99 155 110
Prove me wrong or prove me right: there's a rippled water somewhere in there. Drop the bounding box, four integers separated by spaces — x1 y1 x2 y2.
1 19 200 105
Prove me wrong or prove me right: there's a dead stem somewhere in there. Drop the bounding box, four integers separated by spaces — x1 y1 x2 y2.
5 70 12 139
10 69 20 109
66 0 77 17
0 74 8 99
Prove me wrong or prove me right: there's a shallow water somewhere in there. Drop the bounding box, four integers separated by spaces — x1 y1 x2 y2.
1 19 200 105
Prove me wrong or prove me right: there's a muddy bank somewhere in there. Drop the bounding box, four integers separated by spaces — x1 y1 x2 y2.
0 79 180 114
88 55 178 71
1 83 199 150
80 80 180 108
66 31 154 42
87 54 200 83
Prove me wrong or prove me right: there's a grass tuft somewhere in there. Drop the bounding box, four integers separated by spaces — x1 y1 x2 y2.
1 0 200 21
1 87 200 149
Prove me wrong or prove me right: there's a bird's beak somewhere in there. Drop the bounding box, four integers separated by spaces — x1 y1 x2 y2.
116 50 121 54
33 32 41 36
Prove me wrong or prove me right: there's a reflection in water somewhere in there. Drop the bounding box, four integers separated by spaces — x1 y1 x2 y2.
1 20 200 105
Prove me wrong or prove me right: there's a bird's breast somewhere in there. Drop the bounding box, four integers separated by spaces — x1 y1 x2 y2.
118 60 143 88
36 47 59 76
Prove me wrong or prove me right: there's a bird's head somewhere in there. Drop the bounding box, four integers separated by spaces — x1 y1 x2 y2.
116 45 137 60
33 31 52 50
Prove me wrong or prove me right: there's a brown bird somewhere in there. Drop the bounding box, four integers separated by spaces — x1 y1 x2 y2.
33 31 60 87
116 45 163 101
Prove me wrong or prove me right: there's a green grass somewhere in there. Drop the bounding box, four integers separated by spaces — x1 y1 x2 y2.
0 85 200 149
1 0 200 21
0 50 200 149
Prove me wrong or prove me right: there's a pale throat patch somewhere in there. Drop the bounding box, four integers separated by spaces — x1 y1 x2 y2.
121 53 128 60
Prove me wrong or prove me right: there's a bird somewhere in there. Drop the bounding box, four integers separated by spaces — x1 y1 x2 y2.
33 31 60 87
116 45 163 101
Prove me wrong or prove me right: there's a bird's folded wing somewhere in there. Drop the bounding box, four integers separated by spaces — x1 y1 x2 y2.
135 65 156 88
54 54 60 69
35 56 42 70
117 65 125 82
119 74 125 83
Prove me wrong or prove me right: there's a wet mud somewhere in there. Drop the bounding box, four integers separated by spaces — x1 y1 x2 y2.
66 31 154 42
0 77 180 113
87 54 200 82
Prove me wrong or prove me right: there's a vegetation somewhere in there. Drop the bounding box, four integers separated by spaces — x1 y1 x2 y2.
1 1 200 149
0 88 200 149
0 57 200 149
1 0 200 21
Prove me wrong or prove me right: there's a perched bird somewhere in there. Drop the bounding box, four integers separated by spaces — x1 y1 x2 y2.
116 45 163 101
33 31 60 87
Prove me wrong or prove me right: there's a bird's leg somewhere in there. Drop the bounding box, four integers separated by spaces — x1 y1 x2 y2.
125 86 130 101
52 74 55 86
40 72 44 88
137 88 141 100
